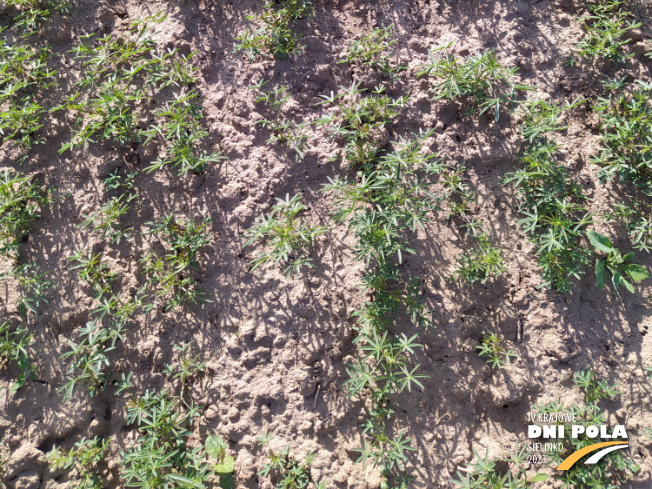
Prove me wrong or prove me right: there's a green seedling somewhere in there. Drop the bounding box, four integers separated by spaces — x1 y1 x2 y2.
504 99 593 292
5 0 70 34
143 89 226 175
0 321 34 396
0 32 56 159
57 14 219 176
476 332 518 369
142 214 213 311
440 163 475 222
59 318 126 402
244 193 326 278
162 340 206 399
235 0 312 60
587 230 650 295
592 79 652 193
0 23 54 162
257 433 328 489
324 130 440 487
417 42 532 121
250 81 310 160
1 263 54 321
121 389 206 489
439 164 505 285
59 284 144 402
70 249 118 300
517 97 584 143
338 26 405 80
606 200 652 253
573 368 620 404
47 437 109 489
452 233 505 285
121 364 235 489
316 82 408 169
450 446 548 489
645 366 652 380
80 171 137 245
0 169 46 259
569 0 641 66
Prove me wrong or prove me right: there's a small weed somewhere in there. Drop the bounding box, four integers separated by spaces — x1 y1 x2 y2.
451 233 506 285
574 368 620 404
0 169 47 259
142 214 213 311
417 42 532 121
249 81 310 160
476 332 518 369
70 249 118 300
645 366 652 380
162 340 206 399
244 193 326 278
569 0 641 65
316 82 408 169
587 230 650 295
257 432 328 489
235 0 312 60
592 79 652 192
47 437 109 489
0 321 34 396
5 0 70 34
1 263 54 321
205 435 236 487
80 171 137 245
59 318 126 401
504 99 592 292
338 26 405 80
142 90 226 175
450 446 548 488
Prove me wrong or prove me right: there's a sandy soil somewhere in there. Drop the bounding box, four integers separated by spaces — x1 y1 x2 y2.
1 0 652 488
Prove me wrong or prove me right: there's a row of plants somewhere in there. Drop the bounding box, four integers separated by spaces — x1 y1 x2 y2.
434 1 652 484
0 169 50 398
1 1 651 487
49 347 236 489
0 9 223 174
316 31 435 489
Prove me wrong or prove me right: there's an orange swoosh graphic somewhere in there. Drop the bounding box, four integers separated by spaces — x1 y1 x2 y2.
556 441 628 470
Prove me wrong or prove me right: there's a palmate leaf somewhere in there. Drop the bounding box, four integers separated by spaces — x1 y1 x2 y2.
587 229 614 253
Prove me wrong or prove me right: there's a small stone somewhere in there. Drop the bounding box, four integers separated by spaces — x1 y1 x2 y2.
14 472 40 489
624 28 644 43
111 5 128 17
300 376 317 397
5 444 45 479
